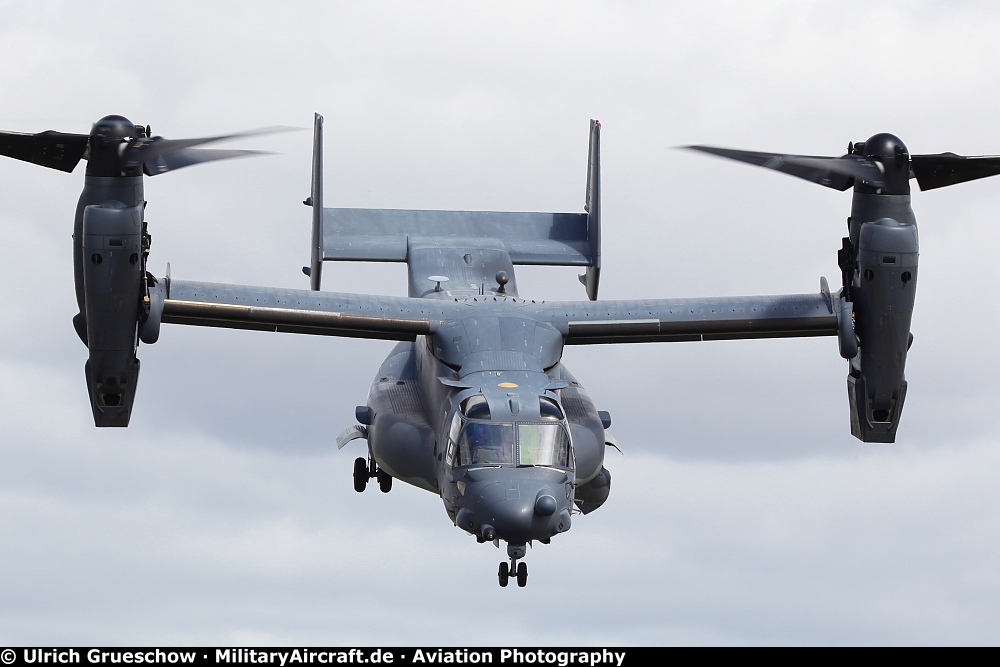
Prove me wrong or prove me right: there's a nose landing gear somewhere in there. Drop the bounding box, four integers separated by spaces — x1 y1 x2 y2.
498 561 528 588
353 454 392 493
498 543 528 588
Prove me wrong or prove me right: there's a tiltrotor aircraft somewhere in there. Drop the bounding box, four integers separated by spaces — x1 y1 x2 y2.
3 114 999 587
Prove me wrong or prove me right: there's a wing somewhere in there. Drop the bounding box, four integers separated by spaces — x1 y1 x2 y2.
160 280 838 344
161 279 467 340
521 291 839 344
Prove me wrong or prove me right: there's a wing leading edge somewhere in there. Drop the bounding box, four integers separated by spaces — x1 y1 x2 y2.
159 279 838 346
161 280 466 341
523 292 839 345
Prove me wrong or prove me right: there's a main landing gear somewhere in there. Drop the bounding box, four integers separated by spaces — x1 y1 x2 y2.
353 455 392 493
498 543 528 588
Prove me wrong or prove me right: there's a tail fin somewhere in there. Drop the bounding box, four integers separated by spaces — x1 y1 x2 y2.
306 113 324 290
581 119 601 300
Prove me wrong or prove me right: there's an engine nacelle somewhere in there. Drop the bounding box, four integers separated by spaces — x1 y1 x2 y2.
81 201 144 426
845 194 919 442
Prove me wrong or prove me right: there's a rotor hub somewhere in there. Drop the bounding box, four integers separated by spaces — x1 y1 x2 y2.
859 132 910 195
87 115 142 177
90 115 137 146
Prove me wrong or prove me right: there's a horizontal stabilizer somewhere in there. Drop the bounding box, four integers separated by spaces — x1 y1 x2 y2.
322 208 592 266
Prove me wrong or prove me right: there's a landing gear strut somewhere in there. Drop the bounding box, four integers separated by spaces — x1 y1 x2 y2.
353 454 392 493
498 543 528 588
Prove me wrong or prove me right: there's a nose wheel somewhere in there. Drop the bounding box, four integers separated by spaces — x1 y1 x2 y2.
353 455 392 493
498 561 528 587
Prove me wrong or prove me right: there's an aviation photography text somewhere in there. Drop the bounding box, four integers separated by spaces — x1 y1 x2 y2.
10 649 629 667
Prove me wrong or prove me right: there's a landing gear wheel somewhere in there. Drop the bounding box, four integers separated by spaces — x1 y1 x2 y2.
516 562 528 588
377 468 392 493
498 562 510 587
353 457 368 493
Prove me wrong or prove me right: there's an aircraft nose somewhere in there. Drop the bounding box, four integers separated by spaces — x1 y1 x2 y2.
454 472 572 543
492 497 535 535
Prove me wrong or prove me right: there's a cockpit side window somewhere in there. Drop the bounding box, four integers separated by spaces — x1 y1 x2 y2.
447 411 462 466
448 411 462 446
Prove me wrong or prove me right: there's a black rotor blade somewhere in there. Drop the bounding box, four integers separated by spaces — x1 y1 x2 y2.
142 147 272 176
126 126 295 169
0 130 89 172
684 145 885 191
910 153 1000 191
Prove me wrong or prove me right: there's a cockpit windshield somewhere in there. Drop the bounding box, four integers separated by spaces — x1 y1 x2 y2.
455 421 570 468
518 423 570 467
458 422 515 465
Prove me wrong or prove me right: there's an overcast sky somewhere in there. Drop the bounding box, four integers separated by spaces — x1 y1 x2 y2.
1 0 999 646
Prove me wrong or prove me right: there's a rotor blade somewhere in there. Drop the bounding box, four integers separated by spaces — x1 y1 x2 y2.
911 153 1000 191
683 145 885 191
128 126 296 168
142 148 272 176
0 130 89 172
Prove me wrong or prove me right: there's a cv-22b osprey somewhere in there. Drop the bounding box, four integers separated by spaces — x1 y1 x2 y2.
4 113 1000 586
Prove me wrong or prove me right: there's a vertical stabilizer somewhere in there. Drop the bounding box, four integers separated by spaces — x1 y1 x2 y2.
308 113 324 290
582 119 601 301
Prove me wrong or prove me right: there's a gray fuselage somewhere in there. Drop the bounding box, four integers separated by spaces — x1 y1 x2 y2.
363 239 608 548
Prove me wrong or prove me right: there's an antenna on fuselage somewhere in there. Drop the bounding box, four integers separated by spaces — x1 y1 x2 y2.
428 275 449 293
